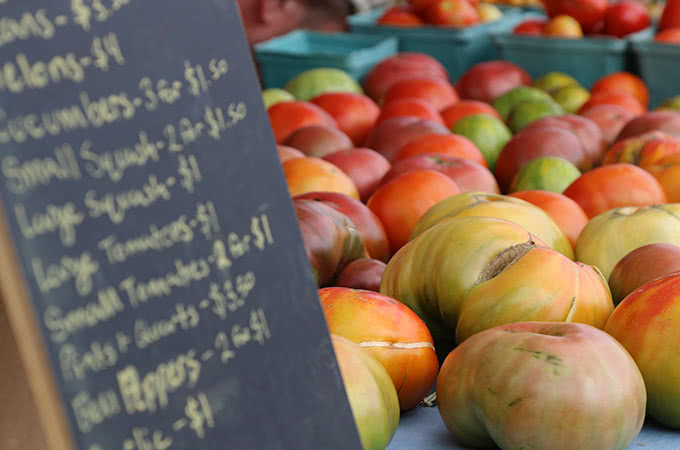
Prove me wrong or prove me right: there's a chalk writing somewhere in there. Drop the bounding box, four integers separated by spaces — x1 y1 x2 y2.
122 428 173 450
0 92 135 145
116 350 201 414
84 174 175 224
44 286 123 343
211 309 272 365
2 143 81 194
0 9 56 47
134 303 200 349
71 389 122 434
59 340 118 381
80 132 159 182
97 214 193 264
71 0 133 32
32 250 99 296
177 154 201 193
15 201 85 246
183 393 214 439
0 32 124 94
119 256 210 307
201 271 255 320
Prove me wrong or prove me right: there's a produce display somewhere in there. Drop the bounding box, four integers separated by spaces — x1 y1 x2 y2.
376 1 505 28
513 0 652 38
261 32 680 447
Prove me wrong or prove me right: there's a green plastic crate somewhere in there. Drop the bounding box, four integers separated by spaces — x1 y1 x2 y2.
632 37 680 109
254 30 398 89
493 22 654 88
347 6 530 82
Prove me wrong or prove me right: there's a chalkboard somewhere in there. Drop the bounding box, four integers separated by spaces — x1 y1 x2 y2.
0 1 362 449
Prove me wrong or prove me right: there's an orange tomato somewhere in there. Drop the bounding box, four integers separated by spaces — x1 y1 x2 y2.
563 163 667 218
578 90 646 116
639 152 680 202
367 169 460 254
591 72 650 110
283 157 359 199
655 28 680 44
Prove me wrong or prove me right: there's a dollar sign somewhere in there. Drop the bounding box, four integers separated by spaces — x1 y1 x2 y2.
178 155 194 193
208 282 227 319
185 396 205 439
71 0 92 31
184 62 200 97
251 216 265 250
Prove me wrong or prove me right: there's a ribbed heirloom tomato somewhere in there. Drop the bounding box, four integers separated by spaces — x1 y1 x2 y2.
508 190 589 247
319 287 439 411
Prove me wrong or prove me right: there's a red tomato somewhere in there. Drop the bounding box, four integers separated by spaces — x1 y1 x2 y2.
543 0 609 32
382 78 459 112
423 0 481 27
660 0 680 31
604 1 651 38
378 6 425 27
513 19 547 35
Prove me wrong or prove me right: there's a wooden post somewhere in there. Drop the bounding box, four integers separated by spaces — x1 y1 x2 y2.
0 201 75 450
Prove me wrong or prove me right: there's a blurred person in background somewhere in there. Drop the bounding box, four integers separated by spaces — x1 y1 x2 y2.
237 0 391 45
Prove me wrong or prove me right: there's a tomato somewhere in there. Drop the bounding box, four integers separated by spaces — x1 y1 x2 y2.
441 100 502 129
513 19 547 35
660 0 680 31
655 28 680 43
377 6 425 27
283 157 359 199
508 190 588 248
367 169 460 254
604 1 651 38
375 98 445 127
578 90 646 116
423 0 481 27
310 92 380 146
268 101 337 143
563 163 667 219
394 133 487 166
543 0 609 32
382 78 459 111
591 72 650 110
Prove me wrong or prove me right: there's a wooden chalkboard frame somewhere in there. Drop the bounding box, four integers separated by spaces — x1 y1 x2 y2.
0 198 75 450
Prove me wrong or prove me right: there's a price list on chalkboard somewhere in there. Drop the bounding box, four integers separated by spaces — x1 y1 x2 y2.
0 1 361 449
